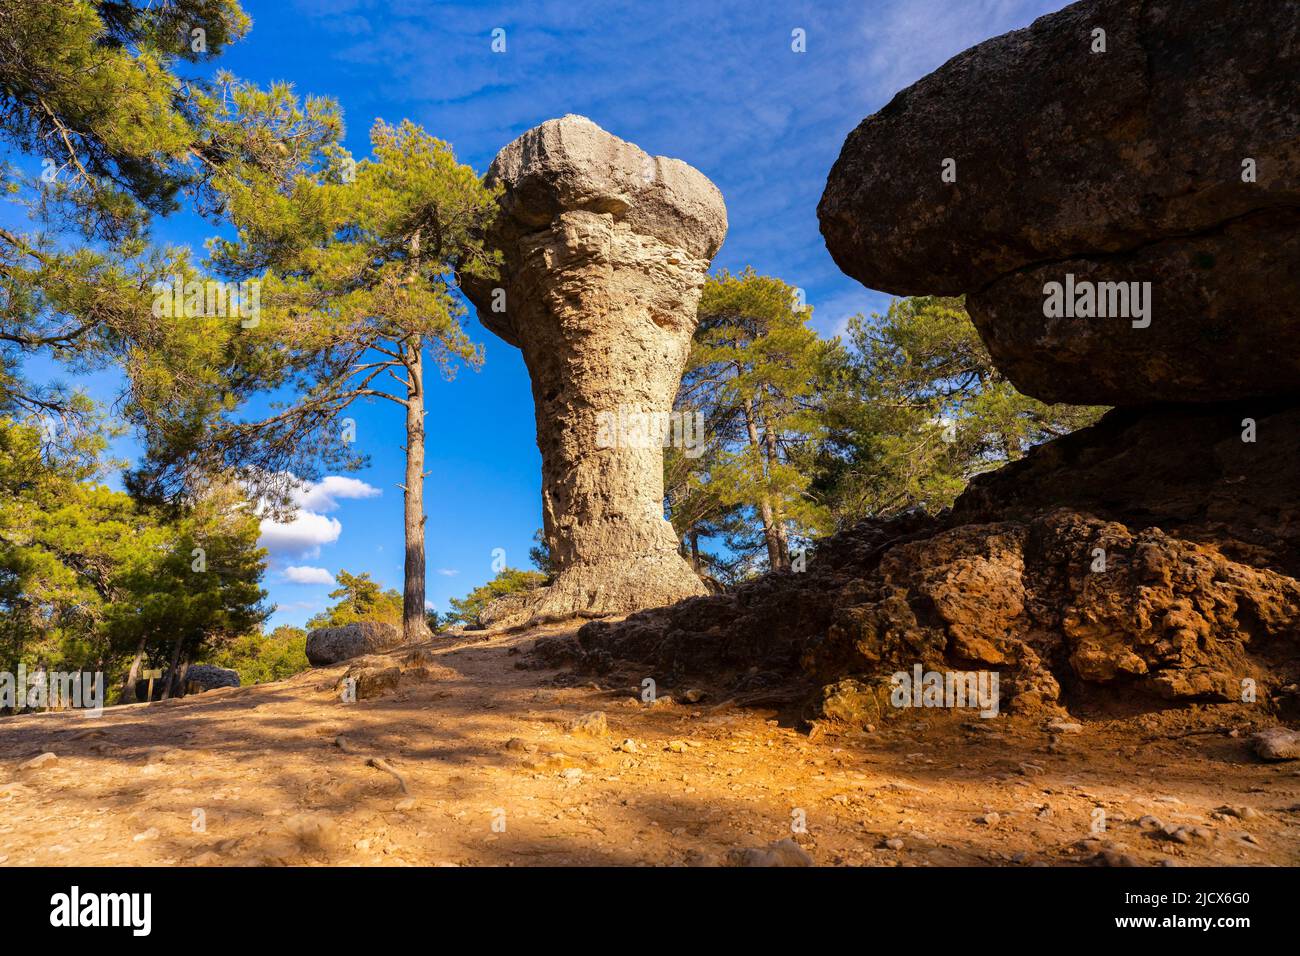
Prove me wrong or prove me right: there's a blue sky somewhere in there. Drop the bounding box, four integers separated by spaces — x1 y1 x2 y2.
18 0 1069 628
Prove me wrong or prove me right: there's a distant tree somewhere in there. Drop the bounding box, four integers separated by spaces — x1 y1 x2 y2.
307 570 403 630
444 568 546 628
0 416 269 701
810 296 1106 526
668 268 843 573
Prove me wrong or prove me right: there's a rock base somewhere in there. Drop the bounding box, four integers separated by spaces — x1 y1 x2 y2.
567 400 1300 725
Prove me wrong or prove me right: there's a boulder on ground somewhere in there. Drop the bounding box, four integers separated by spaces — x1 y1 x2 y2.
135 663 240 701
182 664 240 693
306 622 402 667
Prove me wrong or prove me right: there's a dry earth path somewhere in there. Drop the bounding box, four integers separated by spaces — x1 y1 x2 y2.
1 626 1297 866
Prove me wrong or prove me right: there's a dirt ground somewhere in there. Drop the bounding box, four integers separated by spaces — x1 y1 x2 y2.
1 625 1297 867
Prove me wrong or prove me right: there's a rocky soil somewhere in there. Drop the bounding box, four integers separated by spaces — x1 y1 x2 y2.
1 626 1297 867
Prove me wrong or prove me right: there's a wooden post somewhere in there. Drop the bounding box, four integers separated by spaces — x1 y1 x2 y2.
142 667 163 704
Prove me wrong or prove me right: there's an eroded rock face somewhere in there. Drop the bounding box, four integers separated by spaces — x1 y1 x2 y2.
818 0 1300 404
464 115 728 622
570 401 1300 722
306 622 402 667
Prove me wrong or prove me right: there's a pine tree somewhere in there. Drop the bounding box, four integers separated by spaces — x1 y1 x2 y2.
188 82 499 643
671 268 842 572
810 296 1106 525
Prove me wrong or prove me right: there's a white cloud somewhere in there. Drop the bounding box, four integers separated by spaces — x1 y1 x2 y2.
257 474 381 559
282 566 336 586
292 475 382 513
435 568 459 577
259 512 342 558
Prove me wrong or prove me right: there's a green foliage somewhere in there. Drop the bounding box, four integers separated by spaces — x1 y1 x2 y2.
306 570 402 629
810 296 1106 525
0 417 269 696
528 528 557 583
159 88 502 504
0 0 250 238
667 268 844 575
0 1 274 491
202 625 308 685
443 568 547 628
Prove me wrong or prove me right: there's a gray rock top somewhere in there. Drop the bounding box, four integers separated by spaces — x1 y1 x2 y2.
485 114 728 262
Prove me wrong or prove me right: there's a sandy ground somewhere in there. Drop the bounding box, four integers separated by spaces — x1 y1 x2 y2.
1 625 1297 867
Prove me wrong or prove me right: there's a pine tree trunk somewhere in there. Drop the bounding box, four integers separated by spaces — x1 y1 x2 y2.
743 401 783 570
689 528 701 573
160 632 184 701
120 633 147 704
402 338 430 644
764 426 791 569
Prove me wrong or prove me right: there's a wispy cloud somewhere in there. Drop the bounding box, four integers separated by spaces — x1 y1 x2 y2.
282 565 336 586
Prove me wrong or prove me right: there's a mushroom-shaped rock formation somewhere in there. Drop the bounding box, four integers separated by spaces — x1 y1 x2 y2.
817 0 1300 405
463 115 728 623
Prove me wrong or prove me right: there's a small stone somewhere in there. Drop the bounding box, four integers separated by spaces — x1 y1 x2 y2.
1099 849 1143 867
884 838 904 850
1137 815 1164 830
1253 727 1300 761
684 848 722 867
1047 720 1084 734
666 740 689 754
976 812 1000 825
566 711 608 737
683 688 705 703
727 837 813 867
503 737 529 753
132 827 159 843
1218 805 1260 820
561 768 584 782
395 798 416 811
617 739 639 754
18 752 57 771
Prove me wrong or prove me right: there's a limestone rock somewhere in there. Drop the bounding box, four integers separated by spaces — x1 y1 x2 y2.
18 752 57 771
180 664 240 693
306 622 402 667
463 115 727 623
727 837 814 867
818 0 1300 404
337 662 402 700
335 648 447 701
565 711 609 738
1253 727 1300 761
575 400 1300 723
476 589 539 630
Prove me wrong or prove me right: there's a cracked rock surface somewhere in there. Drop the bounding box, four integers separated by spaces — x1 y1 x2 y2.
817 0 1300 404
464 115 727 623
